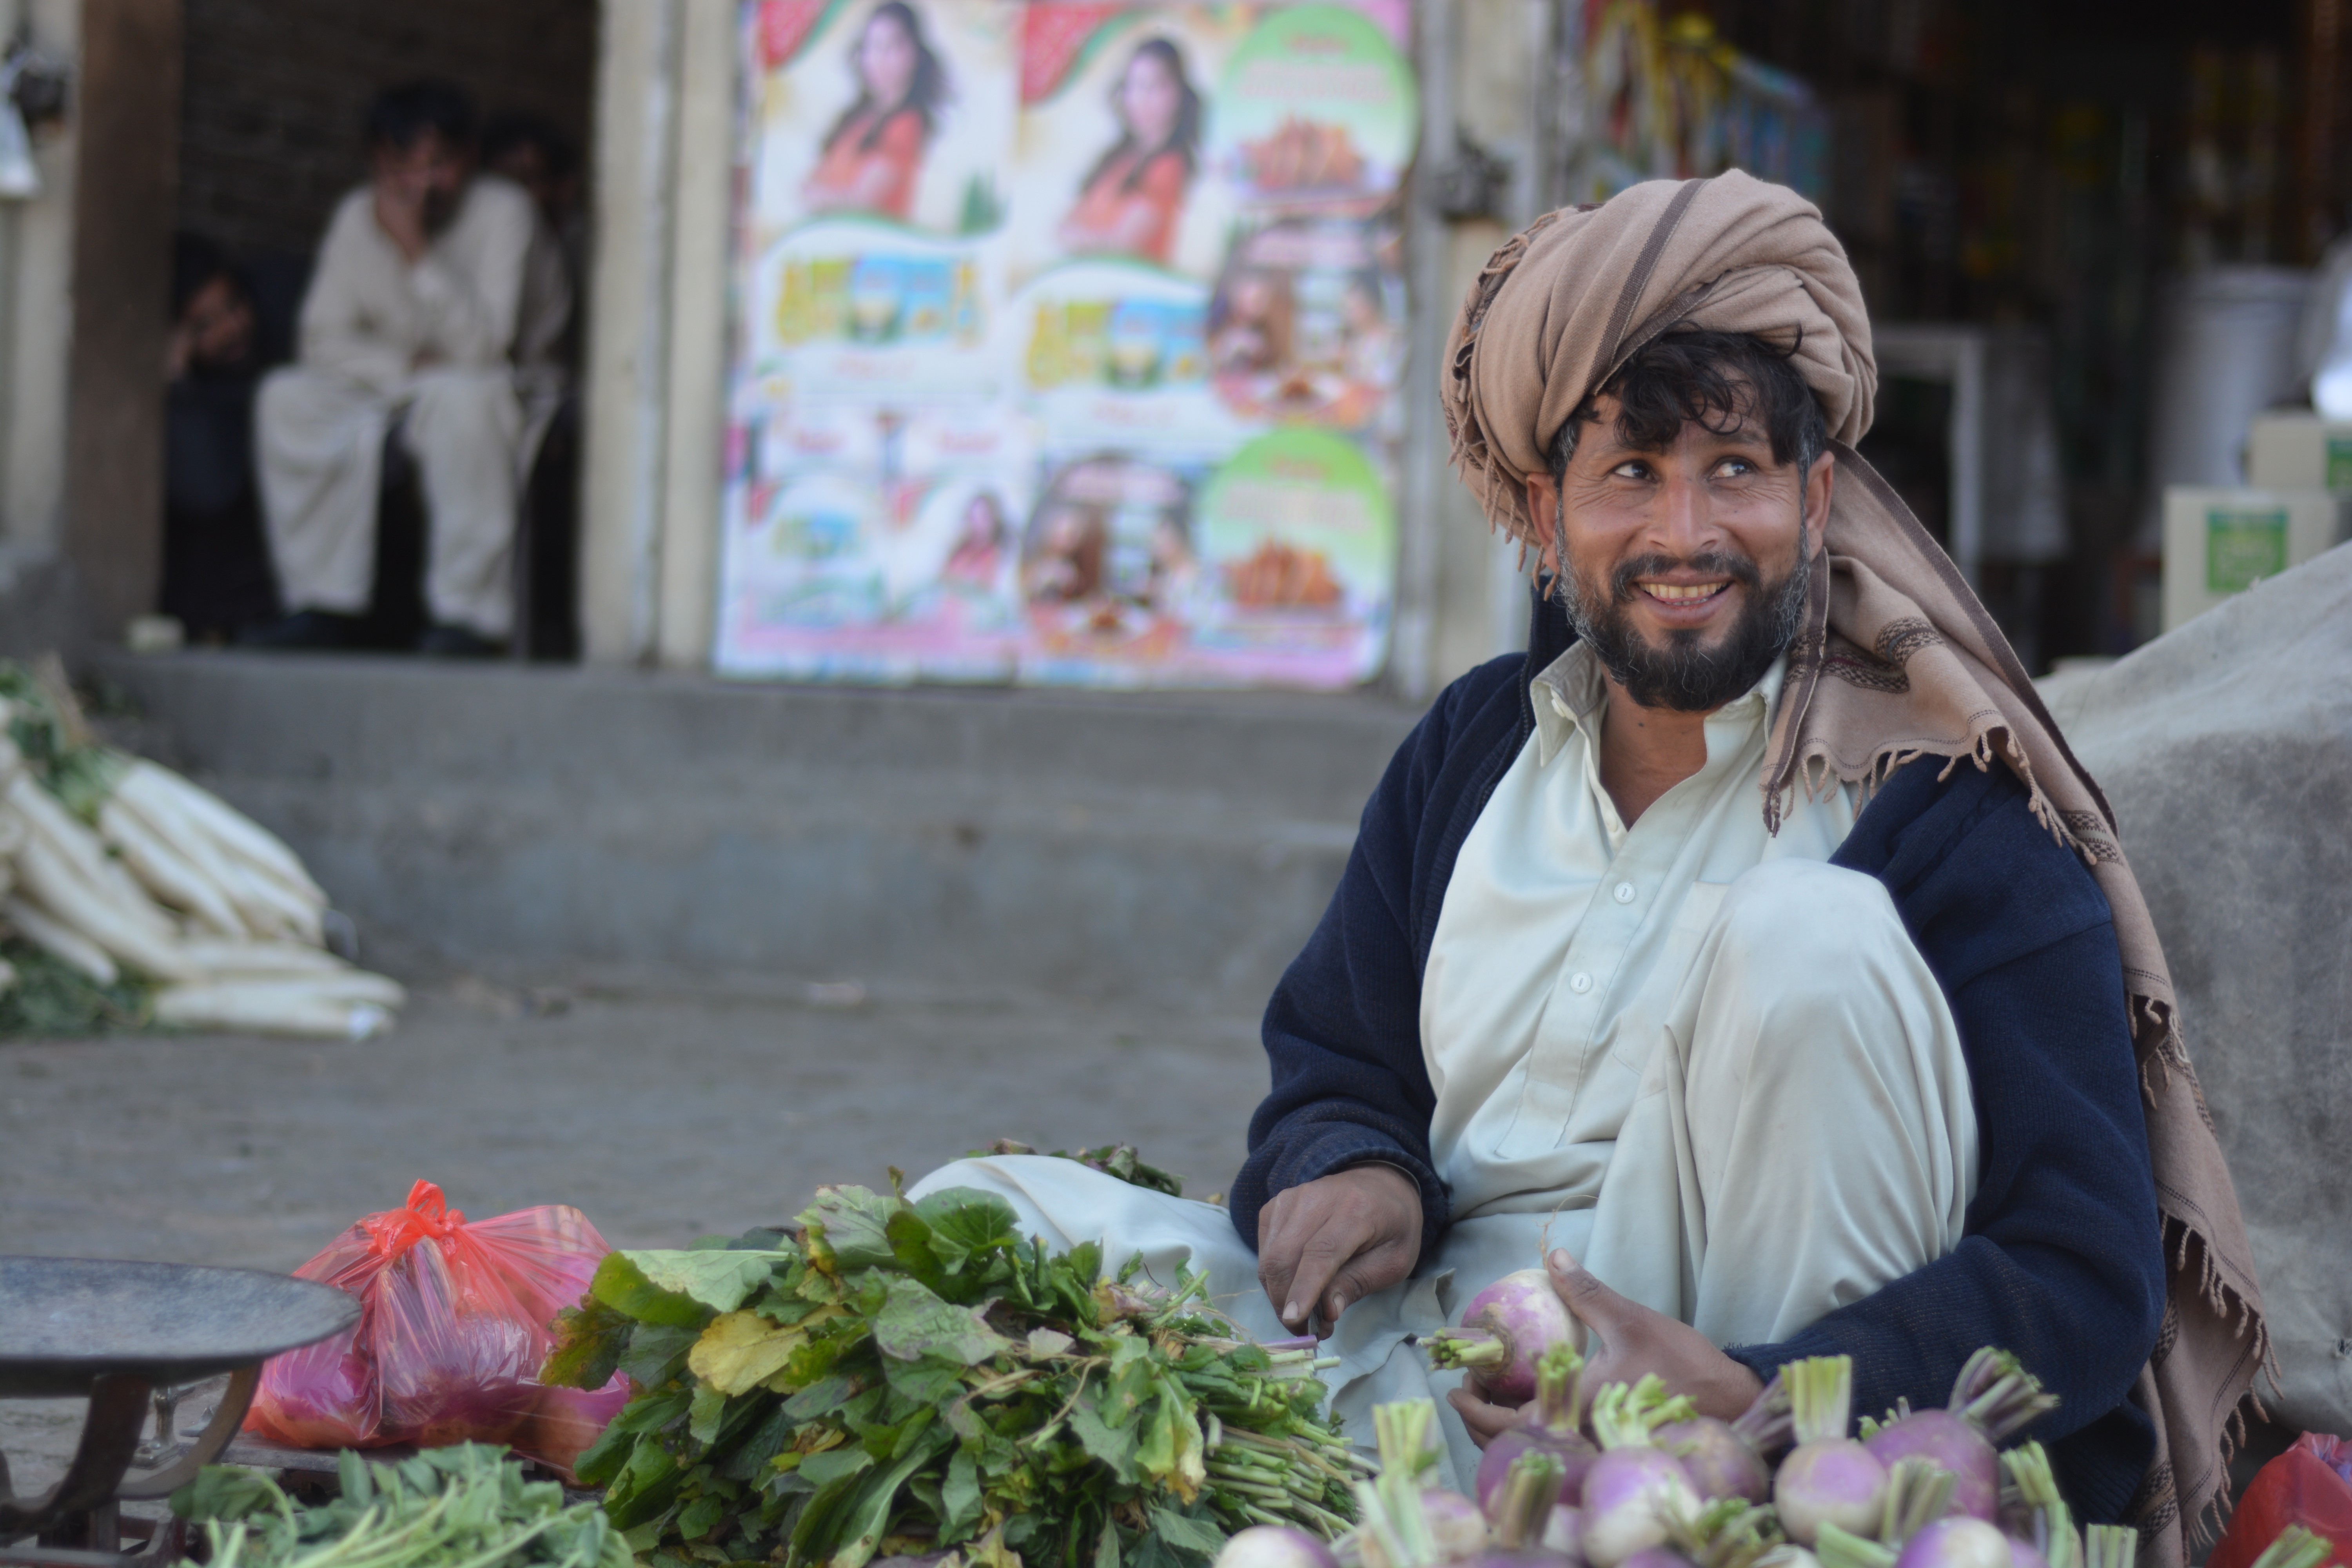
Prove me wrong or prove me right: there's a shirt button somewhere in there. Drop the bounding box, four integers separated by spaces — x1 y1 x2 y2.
1613 882 1636 904
1569 972 1593 994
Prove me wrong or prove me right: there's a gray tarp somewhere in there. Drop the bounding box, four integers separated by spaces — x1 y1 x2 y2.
2041 543 2352 1437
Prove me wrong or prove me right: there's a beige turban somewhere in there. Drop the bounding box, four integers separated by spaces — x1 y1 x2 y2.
1442 171 2266 1565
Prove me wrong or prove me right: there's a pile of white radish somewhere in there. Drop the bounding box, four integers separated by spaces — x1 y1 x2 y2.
0 686 403 1040
1211 1344 2181 1568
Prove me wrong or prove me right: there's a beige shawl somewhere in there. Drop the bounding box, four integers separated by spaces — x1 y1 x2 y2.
1440 170 2267 1561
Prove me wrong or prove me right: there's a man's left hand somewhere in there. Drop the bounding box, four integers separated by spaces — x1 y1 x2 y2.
1446 1249 1764 1446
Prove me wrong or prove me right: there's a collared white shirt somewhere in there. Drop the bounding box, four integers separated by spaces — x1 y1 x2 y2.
1419 641 1861 1224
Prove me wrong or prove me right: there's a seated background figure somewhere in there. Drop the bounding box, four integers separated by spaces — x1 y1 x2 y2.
250 78 571 656
162 234 279 642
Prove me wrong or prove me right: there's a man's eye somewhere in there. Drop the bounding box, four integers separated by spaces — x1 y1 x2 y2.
1716 458 1758 477
1612 461 1651 480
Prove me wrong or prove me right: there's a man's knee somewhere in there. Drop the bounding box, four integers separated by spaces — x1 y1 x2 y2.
1710 858 1908 981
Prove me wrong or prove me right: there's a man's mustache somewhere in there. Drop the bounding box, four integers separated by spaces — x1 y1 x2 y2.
1606 551 1763 603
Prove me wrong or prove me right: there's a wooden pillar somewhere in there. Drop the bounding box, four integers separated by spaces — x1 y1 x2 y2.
2298 0 2347 263
63 0 181 637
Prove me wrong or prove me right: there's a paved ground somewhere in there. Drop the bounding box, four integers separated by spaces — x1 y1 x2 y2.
0 975 1271 1501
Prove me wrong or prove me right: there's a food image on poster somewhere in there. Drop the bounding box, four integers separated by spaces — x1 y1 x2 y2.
1209 218 1404 431
1018 452 1203 677
1014 259 1254 454
1209 5 1418 212
1188 428 1396 687
750 217 1005 401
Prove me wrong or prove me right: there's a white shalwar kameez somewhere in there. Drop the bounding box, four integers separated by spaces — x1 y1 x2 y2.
256 174 570 640
911 642 1979 1488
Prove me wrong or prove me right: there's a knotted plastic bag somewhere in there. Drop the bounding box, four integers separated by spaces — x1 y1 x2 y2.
247 1180 630 1470
2209 1433 2352 1568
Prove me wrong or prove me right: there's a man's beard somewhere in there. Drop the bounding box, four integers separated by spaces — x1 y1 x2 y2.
1556 526 1810 713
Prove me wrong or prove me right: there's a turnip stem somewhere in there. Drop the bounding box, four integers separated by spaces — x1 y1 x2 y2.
1534 1341 1588 1434
1813 1522 1895 1568
1877 1457 1955 1545
1786 1357 1855 1448
1490 1450 1567 1550
1422 1329 1509 1369
2084 1525 2140 1568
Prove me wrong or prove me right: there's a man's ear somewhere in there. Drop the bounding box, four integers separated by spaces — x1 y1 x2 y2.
1802 449 1835 558
1524 470 1559 532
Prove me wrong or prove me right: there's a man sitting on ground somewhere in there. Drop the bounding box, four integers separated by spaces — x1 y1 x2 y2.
909 174 2262 1566
250 79 570 656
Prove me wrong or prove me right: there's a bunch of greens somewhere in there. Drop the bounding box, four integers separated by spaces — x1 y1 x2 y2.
0 935 151 1036
170 1443 629 1568
543 1183 1362 1568
966 1140 1185 1199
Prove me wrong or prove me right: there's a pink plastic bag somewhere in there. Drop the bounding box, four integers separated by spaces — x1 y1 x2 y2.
247 1180 630 1469
2210 1433 2352 1568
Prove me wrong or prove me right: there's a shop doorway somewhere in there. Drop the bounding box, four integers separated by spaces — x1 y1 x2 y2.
162 0 599 656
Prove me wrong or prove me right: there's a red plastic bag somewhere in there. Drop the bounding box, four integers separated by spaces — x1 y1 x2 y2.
247 1181 630 1471
2209 1433 2352 1568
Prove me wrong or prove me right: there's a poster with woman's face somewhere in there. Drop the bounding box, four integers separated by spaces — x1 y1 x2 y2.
748 0 1022 240
1005 7 1251 287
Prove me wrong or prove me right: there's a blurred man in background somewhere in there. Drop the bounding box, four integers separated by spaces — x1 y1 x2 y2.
249 79 570 657
162 234 278 642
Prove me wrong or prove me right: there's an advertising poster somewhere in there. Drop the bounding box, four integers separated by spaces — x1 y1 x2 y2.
716 0 1417 689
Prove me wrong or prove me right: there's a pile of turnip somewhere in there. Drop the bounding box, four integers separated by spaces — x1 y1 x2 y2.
1210 1343 2173 1568
0 671 402 1040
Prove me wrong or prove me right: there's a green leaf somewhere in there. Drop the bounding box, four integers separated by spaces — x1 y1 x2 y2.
544 1297 635 1389
603 1437 687 1530
621 1322 704 1390
591 1251 716 1329
1095 1519 1123 1568
799 1186 906 1273
799 1448 875 1489
831 1425 953 1568
940 1449 983 1536
688 1383 731 1446
912 1190 1024 1279
869 1277 1008 1365
1145 1506 1227 1557
1067 1393 1140 1483
677 1492 731 1542
622 1249 796 1313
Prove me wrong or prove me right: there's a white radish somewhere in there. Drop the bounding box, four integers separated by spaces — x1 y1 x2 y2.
2 895 120 985
98 798 245 936
13 835 201 981
153 982 391 1040
178 938 346 976
115 762 324 903
7 786 182 944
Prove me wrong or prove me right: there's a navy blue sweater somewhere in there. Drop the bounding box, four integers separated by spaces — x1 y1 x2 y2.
1232 588 2167 1523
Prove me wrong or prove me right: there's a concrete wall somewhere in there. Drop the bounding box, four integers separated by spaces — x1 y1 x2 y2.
99 654 1417 1007
0 0 82 563
176 0 597 260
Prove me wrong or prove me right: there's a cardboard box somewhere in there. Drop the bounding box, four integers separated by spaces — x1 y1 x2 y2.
2161 486 2346 632
2246 411 2352 490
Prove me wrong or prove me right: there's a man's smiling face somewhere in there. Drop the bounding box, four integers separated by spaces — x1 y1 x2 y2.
1524 381 1833 713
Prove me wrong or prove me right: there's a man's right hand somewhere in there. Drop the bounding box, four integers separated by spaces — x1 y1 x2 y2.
373 182 432 265
1256 1164 1422 1334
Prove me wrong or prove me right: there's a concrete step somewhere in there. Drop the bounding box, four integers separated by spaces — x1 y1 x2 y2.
96 652 1424 1007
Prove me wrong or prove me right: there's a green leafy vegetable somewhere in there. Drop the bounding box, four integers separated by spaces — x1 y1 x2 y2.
543 1188 1362 1568
968 1139 1186 1198
170 1443 628 1568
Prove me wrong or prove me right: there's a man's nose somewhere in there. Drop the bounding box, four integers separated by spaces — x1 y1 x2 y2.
1649 470 1716 552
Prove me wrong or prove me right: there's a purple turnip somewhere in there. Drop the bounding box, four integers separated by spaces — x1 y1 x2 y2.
1478 1343 1601 1510
1893 1519 2011 1568
1772 1357 1887 1547
1543 1506 1586 1562
2005 1538 2050 1568
1615 1550 1697 1568
1652 1381 1788 1507
1426 1489 1491 1561
1215 1527 1341 1568
1425 1269 1585 1407
1578 1379 1701 1568
1864 1350 2057 1524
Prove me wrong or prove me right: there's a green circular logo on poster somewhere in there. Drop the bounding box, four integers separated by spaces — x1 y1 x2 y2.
1213 6 1419 201
1200 429 1397 605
